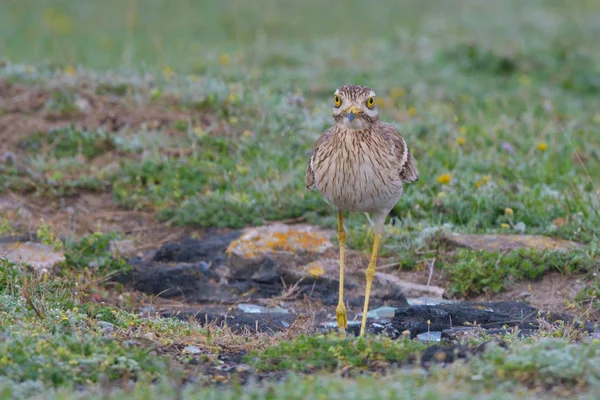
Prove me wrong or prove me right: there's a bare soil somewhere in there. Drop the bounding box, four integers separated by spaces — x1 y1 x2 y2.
1 78 596 329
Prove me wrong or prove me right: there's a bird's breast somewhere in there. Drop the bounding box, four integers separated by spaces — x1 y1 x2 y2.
313 136 403 212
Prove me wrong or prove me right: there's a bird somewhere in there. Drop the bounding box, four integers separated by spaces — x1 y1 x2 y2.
305 84 418 336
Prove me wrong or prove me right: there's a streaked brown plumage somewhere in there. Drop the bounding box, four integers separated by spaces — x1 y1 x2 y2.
305 84 418 336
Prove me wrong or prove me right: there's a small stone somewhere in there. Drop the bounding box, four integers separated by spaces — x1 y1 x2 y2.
417 331 442 342
74 96 92 113
444 233 584 252
109 240 135 257
238 303 266 314
236 364 251 372
237 303 289 314
407 297 456 306
514 222 526 233
183 345 202 355
366 306 398 319
0 241 65 273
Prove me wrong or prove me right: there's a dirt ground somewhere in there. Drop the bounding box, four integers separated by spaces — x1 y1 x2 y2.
0 78 595 323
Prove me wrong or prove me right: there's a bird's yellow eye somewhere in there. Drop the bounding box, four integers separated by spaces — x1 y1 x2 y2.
333 95 342 107
366 97 375 109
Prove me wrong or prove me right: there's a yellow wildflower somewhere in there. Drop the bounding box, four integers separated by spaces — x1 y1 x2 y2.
475 175 490 188
219 54 232 67
193 126 205 137
63 65 76 77
537 142 548 151
242 130 252 138
162 66 175 80
457 136 466 145
43 8 74 35
505 208 514 216
236 165 249 175
520 74 531 86
501 223 510 229
390 87 406 98
408 107 417 117
436 174 452 185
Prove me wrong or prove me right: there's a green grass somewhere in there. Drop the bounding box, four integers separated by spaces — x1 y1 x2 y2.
443 248 599 297
0 259 165 393
245 334 427 373
2 0 600 241
4 338 600 399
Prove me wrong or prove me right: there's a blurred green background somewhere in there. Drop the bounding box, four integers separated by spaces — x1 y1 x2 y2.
1 0 598 71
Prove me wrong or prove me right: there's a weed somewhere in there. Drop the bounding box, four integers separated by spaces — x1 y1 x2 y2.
64 232 130 274
443 248 598 297
245 334 427 373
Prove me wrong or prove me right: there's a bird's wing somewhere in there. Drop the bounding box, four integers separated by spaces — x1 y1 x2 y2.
380 122 419 183
305 129 333 190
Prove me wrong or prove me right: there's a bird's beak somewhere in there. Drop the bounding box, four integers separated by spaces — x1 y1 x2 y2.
347 106 360 122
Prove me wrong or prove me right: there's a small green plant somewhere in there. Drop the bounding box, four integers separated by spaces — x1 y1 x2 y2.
443 248 598 297
245 334 428 373
36 219 63 251
64 232 130 273
22 126 116 160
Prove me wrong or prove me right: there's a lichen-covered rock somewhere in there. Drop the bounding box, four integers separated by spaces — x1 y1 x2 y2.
0 241 64 273
226 223 334 281
444 233 584 252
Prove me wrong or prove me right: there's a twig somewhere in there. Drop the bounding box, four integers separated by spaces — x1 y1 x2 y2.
22 274 45 320
427 257 436 287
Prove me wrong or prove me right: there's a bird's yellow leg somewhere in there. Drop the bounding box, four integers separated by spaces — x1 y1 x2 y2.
360 233 381 336
336 210 348 334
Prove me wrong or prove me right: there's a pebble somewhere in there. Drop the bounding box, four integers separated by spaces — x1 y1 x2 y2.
416 331 442 342
183 345 202 355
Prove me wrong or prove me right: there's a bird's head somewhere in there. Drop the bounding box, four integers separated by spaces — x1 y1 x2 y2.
332 85 379 130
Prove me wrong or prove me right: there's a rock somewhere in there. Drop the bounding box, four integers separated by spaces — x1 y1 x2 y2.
374 272 444 299
0 240 65 273
226 223 333 282
183 345 202 355
163 307 302 333
443 233 584 252
118 260 280 303
109 239 136 257
389 301 569 338
154 231 242 265
407 297 456 306
74 96 92 113
416 331 442 342
237 303 289 314
366 306 398 319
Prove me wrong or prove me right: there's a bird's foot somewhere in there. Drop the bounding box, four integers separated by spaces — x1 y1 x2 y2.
336 302 348 335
